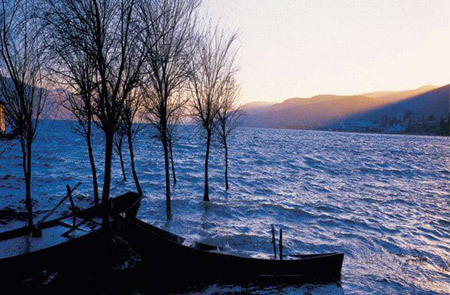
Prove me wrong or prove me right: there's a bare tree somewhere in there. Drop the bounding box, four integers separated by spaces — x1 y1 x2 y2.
189 28 238 202
114 126 127 182
44 43 101 205
215 78 242 191
0 0 47 228
167 107 184 187
122 88 145 195
67 91 100 204
44 0 147 227
141 0 199 219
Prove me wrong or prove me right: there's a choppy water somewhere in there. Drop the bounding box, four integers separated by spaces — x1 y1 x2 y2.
0 121 449 294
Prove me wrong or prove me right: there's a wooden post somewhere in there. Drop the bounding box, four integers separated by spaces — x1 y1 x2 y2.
37 182 81 227
66 184 77 227
271 224 277 259
279 228 283 260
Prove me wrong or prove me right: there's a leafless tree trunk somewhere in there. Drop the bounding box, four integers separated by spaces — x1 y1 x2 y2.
122 89 145 196
0 0 47 228
166 110 183 187
127 127 142 195
86 119 99 204
224 141 228 190
168 134 176 187
203 129 212 200
189 28 238 201
215 78 242 191
114 128 127 182
74 103 100 205
141 0 199 218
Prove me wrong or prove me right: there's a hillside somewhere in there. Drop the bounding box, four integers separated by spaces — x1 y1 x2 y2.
242 85 449 136
361 85 437 102
0 77 73 122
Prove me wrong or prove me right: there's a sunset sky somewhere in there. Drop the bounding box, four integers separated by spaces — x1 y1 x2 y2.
201 0 450 104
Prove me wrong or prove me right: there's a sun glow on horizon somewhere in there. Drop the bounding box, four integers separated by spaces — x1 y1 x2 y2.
201 0 450 104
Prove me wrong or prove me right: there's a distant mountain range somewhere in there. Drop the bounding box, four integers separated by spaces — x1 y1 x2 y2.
242 85 449 136
0 77 71 122
3 77 447 136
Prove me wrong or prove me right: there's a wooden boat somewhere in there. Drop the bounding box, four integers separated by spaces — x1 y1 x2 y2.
0 192 136 287
113 194 344 284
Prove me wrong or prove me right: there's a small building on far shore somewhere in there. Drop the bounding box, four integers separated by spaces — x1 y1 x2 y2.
0 98 5 135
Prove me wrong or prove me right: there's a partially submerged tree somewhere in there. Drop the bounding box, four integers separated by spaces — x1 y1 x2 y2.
0 0 47 228
166 107 184 187
167 125 176 187
45 45 100 205
121 89 145 195
141 0 199 218
66 91 100 204
114 127 127 182
215 78 242 191
44 0 147 227
189 28 238 201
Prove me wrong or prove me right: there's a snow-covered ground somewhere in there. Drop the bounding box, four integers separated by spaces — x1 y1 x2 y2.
0 121 449 294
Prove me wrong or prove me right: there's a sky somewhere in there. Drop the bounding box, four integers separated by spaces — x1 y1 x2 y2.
200 0 450 104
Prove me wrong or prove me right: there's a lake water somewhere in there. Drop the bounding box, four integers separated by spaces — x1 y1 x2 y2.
0 121 449 294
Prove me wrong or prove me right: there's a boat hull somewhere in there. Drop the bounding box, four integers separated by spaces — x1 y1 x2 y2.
115 217 344 284
0 230 108 286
